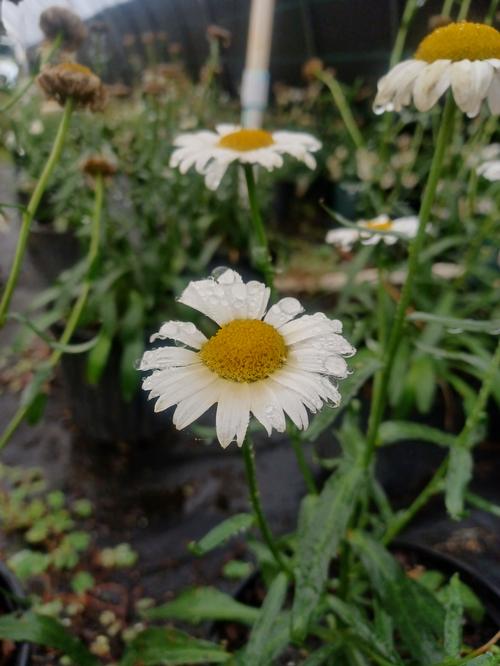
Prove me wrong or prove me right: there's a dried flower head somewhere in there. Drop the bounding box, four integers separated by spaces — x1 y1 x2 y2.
81 154 117 179
206 24 232 48
302 58 324 81
39 6 88 52
37 62 106 111
105 82 132 98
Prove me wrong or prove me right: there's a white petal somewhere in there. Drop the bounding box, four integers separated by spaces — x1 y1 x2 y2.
413 60 451 112
374 60 426 113
172 380 222 430
487 70 500 115
248 382 286 435
291 333 356 358
150 365 217 411
264 378 310 430
288 349 349 378
139 347 201 371
325 228 359 249
203 161 230 190
280 313 343 346
264 297 304 328
216 123 240 136
216 382 251 448
149 321 207 349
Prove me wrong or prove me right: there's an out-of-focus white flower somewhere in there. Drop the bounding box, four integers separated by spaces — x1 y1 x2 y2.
170 125 321 190
140 269 355 448
374 22 500 117
326 215 420 250
477 160 500 182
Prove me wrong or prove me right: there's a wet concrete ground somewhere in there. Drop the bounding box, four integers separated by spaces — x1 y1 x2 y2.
1 158 499 628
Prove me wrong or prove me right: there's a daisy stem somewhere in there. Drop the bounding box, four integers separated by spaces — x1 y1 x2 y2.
316 70 364 150
0 173 104 452
363 94 457 470
242 437 292 574
289 425 318 495
243 164 274 287
457 0 472 20
0 97 74 328
389 0 421 68
485 0 500 24
441 0 455 17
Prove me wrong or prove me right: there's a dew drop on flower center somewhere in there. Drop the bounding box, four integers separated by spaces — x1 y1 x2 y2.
200 319 287 382
218 128 275 152
415 22 500 63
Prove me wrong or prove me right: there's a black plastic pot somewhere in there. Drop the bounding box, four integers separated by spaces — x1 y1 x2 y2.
0 562 31 666
27 223 81 285
58 337 170 443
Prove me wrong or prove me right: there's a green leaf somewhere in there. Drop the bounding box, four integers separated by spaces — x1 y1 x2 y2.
188 514 255 556
222 560 254 580
71 571 95 595
378 420 456 448
85 328 113 385
0 612 99 666
301 646 339 665
243 573 288 666
8 550 50 579
327 596 402 664
144 587 259 625
120 627 230 665
306 350 381 442
8 313 99 353
350 532 444 665
411 356 437 414
443 574 463 658
120 334 144 402
445 446 473 520
407 312 500 335
121 290 144 340
291 463 364 641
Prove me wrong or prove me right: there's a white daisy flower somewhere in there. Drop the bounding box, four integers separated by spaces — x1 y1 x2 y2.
477 160 500 182
169 124 321 190
140 269 355 448
326 215 420 251
374 22 500 117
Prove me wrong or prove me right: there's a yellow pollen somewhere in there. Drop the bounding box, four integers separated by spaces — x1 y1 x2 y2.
415 22 500 62
200 319 287 383
58 62 93 75
218 129 275 152
365 219 393 231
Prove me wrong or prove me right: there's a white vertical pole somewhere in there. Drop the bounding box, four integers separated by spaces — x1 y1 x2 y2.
241 0 276 128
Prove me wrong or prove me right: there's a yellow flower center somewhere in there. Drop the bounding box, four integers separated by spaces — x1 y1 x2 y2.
218 129 275 152
57 62 94 76
200 319 287 383
364 219 393 231
415 22 500 62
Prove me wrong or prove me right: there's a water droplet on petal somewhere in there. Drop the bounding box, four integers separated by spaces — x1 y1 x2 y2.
279 297 303 316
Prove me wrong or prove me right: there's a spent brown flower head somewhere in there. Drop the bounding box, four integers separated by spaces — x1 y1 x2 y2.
37 63 106 111
302 57 324 81
39 6 88 52
206 24 232 48
81 155 117 179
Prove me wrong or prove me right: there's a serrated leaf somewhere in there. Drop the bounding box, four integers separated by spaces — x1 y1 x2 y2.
8 550 50 579
188 514 255 556
350 531 444 665
306 350 381 442
71 571 95 595
445 446 473 520
0 612 98 666
378 420 456 448
291 463 364 641
443 574 463 658
120 627 230 665
243 573 288 666
143 587 259 625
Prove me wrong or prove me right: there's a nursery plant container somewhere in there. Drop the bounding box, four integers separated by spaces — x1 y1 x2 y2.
58 337 167 443
0 562 31 666
27 223 81 285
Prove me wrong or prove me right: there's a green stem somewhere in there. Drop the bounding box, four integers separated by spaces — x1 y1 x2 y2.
316 70 364 150
289 426 317 495
0 98 74 327
390 0 420 68
457 0 472 20
383 460 447 544
485 0 500 24
0 174 104 451
363 94 457 469
243 165 274 287
441 0 455 17
242 437 291 574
